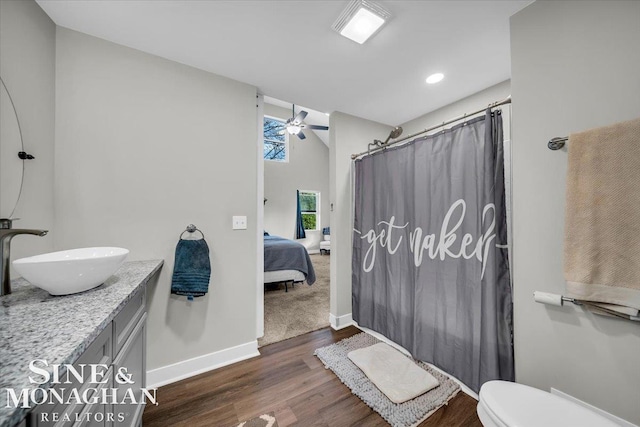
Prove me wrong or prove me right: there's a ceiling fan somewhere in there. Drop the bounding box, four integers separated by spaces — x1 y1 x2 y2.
280 105 329 140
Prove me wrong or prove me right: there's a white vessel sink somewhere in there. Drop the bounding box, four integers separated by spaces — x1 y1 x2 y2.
13 247 129 295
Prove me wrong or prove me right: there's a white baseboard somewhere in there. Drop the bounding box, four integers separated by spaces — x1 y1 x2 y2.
307 249 320 255
147 340 260 389
329 313 354 330
354 321 479 400
551 388 638 427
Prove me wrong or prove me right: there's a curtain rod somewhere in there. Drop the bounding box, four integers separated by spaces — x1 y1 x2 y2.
351 96 512 160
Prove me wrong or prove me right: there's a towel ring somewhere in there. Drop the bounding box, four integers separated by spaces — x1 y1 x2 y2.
180 224 205 240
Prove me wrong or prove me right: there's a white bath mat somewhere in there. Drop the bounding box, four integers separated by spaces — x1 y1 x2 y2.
314 332 460 427
348 342 440 404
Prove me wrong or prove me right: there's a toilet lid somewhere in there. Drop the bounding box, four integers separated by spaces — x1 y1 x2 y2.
479 381 619 427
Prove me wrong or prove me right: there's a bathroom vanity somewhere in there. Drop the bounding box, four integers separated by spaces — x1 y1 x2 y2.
0 260 163 427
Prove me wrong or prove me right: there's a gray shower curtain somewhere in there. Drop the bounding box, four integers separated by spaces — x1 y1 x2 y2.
352 110 513 393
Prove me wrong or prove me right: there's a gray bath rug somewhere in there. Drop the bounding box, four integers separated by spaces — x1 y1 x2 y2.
314 332 460 427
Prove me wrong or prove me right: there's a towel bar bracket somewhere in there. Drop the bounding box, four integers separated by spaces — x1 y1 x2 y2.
548 137 568 150
561 296 582 306
180 224 205 240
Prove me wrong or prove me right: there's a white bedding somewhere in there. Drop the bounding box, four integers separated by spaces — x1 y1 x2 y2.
264 269 305 284
348 342 440 404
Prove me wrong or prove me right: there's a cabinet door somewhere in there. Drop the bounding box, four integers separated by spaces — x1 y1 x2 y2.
113 314 146 427
30 327 112 427
113 289 145 357
72 372 113 427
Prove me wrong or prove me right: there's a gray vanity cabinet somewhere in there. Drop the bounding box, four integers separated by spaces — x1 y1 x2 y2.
29 325 113 427
73 375 113 427
27 288 148 427
112 309 147 427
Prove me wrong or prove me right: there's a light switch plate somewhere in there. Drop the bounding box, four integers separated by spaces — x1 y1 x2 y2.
232 215 247 230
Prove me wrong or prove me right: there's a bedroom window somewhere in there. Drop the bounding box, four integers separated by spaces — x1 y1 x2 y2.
299 191 320 230
263 116 288 162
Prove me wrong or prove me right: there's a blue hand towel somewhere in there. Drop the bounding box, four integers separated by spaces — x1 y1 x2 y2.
171 239 211 301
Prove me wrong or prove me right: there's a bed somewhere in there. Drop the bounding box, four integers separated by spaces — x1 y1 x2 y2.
264 235 316 291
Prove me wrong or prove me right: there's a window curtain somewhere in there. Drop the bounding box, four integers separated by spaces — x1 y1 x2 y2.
352 110 514 393
295 190 306 239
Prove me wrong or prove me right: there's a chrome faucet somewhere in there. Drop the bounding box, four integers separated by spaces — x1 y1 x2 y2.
0 218 48 296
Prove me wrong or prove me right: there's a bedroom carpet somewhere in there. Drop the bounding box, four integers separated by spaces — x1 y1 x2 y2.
259 253 330 347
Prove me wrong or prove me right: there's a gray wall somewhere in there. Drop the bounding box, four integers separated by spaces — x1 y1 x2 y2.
511 1 640 424
329 112 391 318
54 28 259 371
0 0 55 265
401 81 511 145
263 103 329 252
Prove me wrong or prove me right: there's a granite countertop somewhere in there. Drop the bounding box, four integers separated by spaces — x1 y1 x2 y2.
0 259 163 427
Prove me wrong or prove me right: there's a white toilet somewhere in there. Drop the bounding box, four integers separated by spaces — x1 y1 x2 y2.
477 381 620 427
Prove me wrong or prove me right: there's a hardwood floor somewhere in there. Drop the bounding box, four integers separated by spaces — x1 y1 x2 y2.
143 326 483 427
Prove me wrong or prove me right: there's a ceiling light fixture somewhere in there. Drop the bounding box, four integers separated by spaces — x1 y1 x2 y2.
332 0 391 45
287 125 302 135
426 73 445 84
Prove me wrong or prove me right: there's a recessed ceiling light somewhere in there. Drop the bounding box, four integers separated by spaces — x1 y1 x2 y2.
426 73 445 84
332 0 391 45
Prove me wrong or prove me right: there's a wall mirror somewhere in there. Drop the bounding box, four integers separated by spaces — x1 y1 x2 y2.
0 78 25 220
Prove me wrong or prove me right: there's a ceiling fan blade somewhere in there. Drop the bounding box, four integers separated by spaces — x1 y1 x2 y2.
297 131 306 140
305 124 329 131
293 110 308 124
